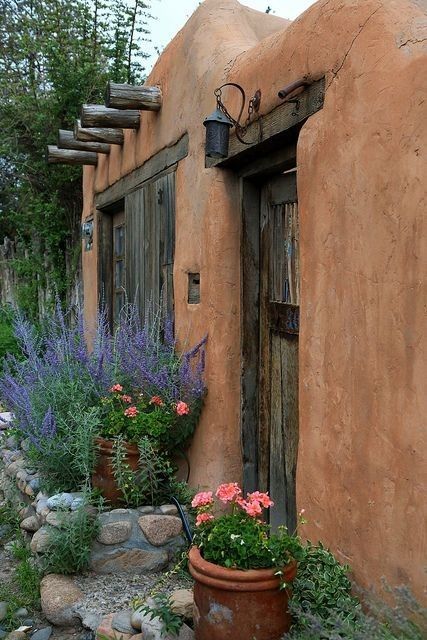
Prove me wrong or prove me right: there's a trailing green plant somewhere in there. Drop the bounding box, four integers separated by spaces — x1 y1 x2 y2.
42 502 100 574
287 545 427 640
289 542 360 629
140 593 184 637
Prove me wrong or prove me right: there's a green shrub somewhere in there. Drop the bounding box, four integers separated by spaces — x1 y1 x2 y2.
42 503 100 574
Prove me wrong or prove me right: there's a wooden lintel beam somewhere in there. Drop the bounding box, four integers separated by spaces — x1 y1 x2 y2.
81 104 140 129
105 81 162 111
74 120 124 145
206 77 325 169
46 145 98 166
58 130 110 154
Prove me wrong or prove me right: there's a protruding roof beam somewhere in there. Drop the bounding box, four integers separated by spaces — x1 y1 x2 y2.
58 130 110 154
105 81 162 111
46 145 98 166
74 120 124 145
81 104 140 129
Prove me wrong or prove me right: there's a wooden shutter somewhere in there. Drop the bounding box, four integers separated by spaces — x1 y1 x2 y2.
125 170 175 321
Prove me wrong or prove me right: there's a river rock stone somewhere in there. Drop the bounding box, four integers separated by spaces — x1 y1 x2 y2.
70 497 84 511
30 627 53 640
40 574 83 627
90 548 168 574
79 611 102 631
45 511 71 528
30 526 53 553
138 515 182 546
159 504 178 516
130 609 163 636
96 614 133 640
46 493 73 510
29 478 40 492
14 608 28 619
170 589 193 619
18 505 36 520
4 631 27 640
112 610 134 634
25 484 35 497
137 506 155 515
20 516 40 532
0 602 7 622
97 521 132 545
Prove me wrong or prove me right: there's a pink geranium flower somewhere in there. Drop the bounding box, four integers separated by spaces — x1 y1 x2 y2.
175 401 190 416
247 491 274 509
150 395 164 406
124 406 139 418
236 497 263 517
195 512 214 527
121 394 133 403
191 491 213 508
216 482 242 503
109 383 123 393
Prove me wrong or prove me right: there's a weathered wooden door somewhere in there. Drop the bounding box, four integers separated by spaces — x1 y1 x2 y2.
125 170 175 322
259 171 299 532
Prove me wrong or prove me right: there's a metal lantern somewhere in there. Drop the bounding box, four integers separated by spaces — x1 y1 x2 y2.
203 107 233 159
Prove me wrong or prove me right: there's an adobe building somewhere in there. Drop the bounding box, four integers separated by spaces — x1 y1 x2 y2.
78 0 426 598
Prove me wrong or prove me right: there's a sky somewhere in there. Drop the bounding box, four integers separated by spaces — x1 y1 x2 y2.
144 0 317 73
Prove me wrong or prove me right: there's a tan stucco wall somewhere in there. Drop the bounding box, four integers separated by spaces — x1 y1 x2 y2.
82 0 427 597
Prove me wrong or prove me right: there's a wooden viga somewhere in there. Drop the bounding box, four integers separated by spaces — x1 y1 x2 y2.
74 119 124 145
46 145 98 166
105 82 162 111
58 130 110 154
81 104 140 129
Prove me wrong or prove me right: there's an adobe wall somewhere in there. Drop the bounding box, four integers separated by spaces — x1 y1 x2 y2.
82 0 427 597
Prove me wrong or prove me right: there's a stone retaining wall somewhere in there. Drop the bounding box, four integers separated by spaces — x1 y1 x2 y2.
0 426 186 575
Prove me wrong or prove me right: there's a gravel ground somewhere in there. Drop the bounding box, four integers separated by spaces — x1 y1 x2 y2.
1 532 192 640
73 565 193 623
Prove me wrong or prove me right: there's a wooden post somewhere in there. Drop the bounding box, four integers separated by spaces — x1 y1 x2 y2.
46 145 98 166
58 130 110 154
74 120 124 145
105 82 162 110
81 104 140 129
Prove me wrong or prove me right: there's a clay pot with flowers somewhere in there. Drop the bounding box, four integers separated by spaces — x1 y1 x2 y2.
189 483 305 640
92 383 195 505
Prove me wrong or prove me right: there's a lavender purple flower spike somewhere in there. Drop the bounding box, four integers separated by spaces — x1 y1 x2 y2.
0 301 207 450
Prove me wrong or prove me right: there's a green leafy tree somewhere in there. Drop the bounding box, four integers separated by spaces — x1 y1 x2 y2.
0 0 153 318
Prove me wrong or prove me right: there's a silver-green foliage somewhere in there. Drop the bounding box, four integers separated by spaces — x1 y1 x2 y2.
41 503 100 575
27 404 102 494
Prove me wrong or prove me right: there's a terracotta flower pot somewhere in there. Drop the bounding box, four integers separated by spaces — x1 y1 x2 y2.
91 436 139 505
188 546 297 640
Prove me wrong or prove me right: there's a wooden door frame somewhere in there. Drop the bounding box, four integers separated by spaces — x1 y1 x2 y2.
240 145 297 493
